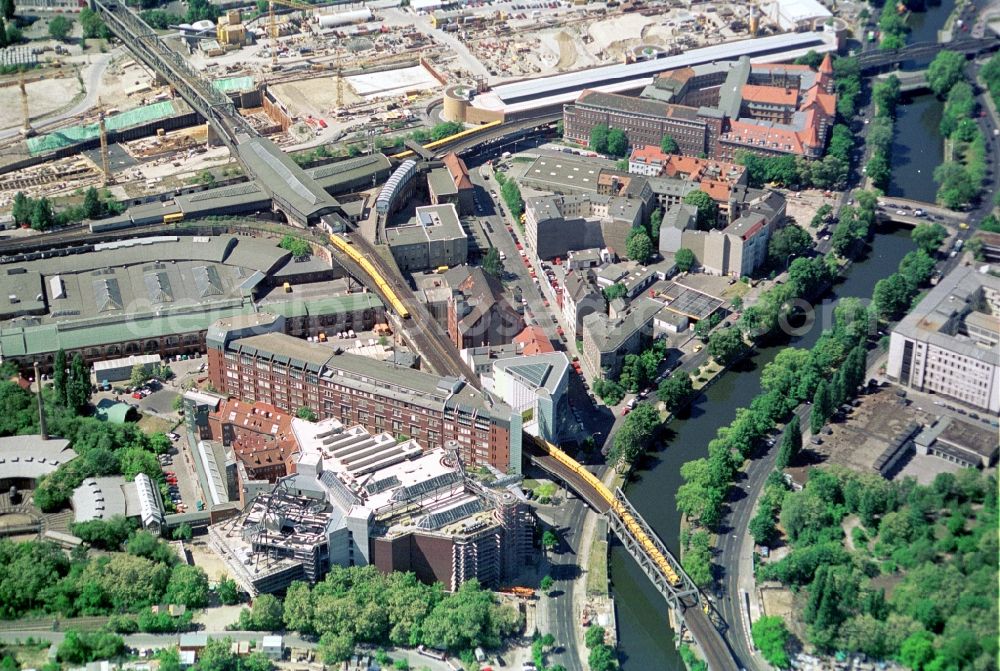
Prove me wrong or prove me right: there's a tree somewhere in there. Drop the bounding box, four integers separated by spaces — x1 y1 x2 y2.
675 247 695 272
482 247 502 280
539 575 554 592
79 7 107 39
926 50 966 98
775 415 801 470
751 616 791 669
30 198 54 231
279 235 310 259
660 134 679 154
681 530 713 586
749 507 777 546
589 123 609 154
165 565 210 608
1 0 13 21
602 283 626 302
53 349 68 406
767 224 812 269
898 249 935 288
910 222 947 255
541 529 559 551
587 643 617 671
707 327 748 365
683 190 718 230
282 581 314 634
606 128 628 157
810 379 831 434
246 593 284 630
58 631 125 664
83 187 102 220
12 192 30 226
898 631 935 671
592 378 625 405
429 122 464 141
0 17 6 47
48 15 73 41
129 364 150 390
648 207 663 242
172 522 193 541
217 577 240 606
296 407 317 422
657 374 693 413
585 626 606 649
625 228 653 263
873 273 914 321
318 632 354 665
501 180 524 220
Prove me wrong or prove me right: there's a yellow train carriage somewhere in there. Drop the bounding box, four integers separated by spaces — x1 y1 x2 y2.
390 120 504 160
328 234 411 319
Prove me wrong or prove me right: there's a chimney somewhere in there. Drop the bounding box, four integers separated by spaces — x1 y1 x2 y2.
33 361 47 440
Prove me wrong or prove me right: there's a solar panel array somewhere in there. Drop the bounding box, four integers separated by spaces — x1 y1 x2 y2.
321 471 360 509
390 471 462 503
365 475 400 496
417 499 483 530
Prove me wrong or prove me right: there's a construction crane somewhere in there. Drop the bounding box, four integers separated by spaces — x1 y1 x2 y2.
97 98 114 186
19 69 34 137
267 0 317 66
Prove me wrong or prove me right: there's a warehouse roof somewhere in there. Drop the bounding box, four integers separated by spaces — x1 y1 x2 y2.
476 31 835 115
237 137 340 222
0 436 76 481
306 153 392 193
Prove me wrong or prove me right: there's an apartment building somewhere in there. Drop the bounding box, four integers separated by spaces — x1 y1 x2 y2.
206 314 522 473
385 204 469 272
887 267 1000 414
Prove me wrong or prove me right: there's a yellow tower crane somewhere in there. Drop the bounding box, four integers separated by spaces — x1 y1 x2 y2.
267 0 317 67
19 69 34 137
97 98 114 186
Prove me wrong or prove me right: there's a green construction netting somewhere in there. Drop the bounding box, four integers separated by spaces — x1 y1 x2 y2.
212 76 255 94
27 100 177 156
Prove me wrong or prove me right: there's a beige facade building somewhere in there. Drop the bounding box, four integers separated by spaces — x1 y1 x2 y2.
887 267 1000 414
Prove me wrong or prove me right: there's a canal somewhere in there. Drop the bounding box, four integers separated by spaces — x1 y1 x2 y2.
611 224 919 670
887 93 944 201
606 2 963 663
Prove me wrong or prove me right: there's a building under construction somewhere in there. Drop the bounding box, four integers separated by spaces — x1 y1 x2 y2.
208 420 532 596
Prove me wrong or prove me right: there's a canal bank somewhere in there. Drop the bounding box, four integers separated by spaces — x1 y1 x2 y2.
610 224 919 670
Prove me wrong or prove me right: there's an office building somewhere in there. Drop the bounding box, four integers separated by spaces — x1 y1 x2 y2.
386 204 469 272
887 267 1000 414
208 423 532 596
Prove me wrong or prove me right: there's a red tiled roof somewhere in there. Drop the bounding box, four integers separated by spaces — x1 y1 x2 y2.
699 180 732 202
211 398 297 473
741 84 798 106
724 120 807 154
514 326 555 355
629 145 671 166
819 52 833 75
442 152 473 191
663 154 745 186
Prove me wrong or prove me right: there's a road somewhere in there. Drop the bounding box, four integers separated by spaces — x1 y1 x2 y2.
536 497 589 671
0 52 115 140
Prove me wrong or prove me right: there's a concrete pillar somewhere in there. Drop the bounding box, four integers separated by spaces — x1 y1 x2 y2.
206 122 221 148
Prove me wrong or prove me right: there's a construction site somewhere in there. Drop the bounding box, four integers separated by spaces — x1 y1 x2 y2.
0 0 854 220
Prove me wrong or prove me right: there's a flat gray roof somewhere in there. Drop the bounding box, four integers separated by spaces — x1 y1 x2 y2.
386 204 466 246
892 266 1000 364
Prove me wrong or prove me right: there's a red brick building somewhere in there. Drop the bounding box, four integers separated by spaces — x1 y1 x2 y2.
206 318 522 473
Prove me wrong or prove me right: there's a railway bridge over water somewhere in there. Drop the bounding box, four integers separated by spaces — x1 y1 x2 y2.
525 439 740 671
